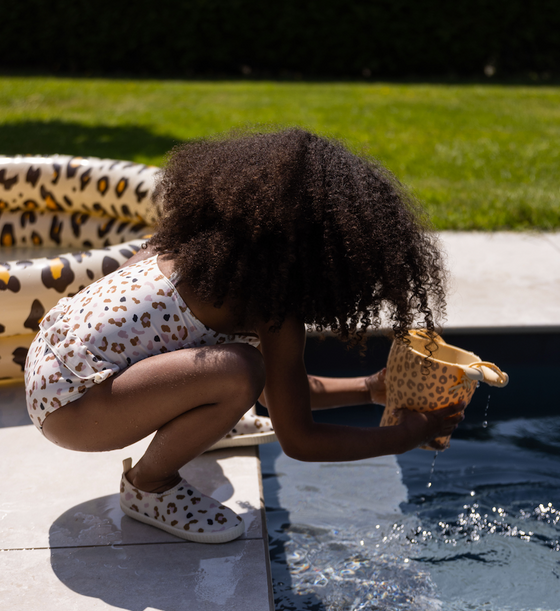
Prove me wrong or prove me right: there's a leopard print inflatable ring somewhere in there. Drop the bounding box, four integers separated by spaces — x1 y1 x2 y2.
0 155 161 380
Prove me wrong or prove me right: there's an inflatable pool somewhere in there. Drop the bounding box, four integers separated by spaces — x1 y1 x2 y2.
0 155 160 380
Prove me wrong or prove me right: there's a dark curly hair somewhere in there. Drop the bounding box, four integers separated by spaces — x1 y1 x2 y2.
150 128 446 342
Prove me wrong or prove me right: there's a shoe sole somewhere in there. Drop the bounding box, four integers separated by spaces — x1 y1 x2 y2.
120 501 245 544
207 430 277 452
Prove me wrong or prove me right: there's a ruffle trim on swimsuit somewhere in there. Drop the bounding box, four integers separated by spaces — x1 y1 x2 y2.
39 297 120 384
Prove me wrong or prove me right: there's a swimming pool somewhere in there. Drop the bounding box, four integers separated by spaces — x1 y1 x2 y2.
262 332 560 611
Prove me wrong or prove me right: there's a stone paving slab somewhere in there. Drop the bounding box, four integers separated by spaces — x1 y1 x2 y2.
0 381 273 611
440 232 560 331
0 426 264 550
0 541 271 611
543 232 560 252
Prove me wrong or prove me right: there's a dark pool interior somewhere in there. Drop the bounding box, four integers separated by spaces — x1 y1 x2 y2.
261 331 560 611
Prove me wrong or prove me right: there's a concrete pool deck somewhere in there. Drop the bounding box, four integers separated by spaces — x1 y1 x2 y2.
440 231 560 332
0 392 274 611
0 231 559 610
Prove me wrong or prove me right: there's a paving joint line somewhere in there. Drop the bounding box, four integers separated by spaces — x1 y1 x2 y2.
1 536 264 552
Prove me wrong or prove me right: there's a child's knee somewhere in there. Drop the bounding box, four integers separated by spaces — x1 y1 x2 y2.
227 344 266 402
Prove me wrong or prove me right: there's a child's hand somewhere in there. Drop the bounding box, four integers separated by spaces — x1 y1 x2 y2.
365 368 387 405
397 401 466 452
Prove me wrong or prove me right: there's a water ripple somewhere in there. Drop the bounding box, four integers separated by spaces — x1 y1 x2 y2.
270 500 560 610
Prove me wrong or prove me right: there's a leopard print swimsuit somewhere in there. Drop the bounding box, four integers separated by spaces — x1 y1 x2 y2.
24 255 259 431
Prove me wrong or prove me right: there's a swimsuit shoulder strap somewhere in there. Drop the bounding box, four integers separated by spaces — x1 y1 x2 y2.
155 251 182 287
168 269 182 286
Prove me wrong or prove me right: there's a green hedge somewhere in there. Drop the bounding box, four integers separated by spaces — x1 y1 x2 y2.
3 0 559 77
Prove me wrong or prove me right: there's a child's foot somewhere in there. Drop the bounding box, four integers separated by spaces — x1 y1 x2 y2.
120 458 245 543
207 412 276 451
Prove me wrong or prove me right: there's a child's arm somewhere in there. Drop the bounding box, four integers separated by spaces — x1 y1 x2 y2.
306 370 386 409
258 372 385 409
257 317 463 462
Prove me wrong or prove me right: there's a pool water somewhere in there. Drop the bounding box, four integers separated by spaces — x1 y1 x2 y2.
261 333 560 611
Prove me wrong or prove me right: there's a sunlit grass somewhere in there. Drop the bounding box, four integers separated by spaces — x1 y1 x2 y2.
1 77 559 230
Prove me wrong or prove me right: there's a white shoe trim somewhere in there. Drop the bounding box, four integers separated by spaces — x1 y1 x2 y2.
207 430 277 451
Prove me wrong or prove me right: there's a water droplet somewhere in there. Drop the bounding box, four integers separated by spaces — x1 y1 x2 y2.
426 451 439 488
482 393 491 429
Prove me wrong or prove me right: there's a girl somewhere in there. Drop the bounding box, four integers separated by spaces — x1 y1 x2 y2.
25 129 464 544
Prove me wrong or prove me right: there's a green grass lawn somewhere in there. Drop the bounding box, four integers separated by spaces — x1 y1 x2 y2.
1 77 559 230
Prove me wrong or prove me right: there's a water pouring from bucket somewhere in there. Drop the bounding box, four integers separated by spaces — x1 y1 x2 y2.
379 329 509 450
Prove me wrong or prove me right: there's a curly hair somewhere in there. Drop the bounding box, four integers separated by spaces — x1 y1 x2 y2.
150 128 446 342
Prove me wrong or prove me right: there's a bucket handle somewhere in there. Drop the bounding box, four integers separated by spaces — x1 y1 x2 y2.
409 329 446 345
463 362 509 387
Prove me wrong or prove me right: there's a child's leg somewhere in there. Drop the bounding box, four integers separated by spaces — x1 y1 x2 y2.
42 343 265 492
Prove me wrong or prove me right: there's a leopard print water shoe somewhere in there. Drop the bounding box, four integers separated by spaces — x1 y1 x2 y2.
120 458 245 544
208 412 276 451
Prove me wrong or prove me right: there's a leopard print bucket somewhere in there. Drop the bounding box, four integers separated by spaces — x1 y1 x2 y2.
379 329 509 450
